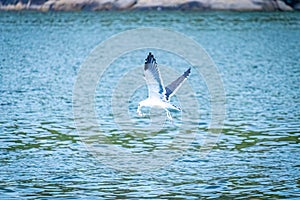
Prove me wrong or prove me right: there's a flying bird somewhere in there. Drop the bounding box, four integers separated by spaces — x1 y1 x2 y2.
137 52 191 120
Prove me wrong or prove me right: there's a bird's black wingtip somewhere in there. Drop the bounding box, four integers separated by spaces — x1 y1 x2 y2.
183 67 191 77
145 52 156 64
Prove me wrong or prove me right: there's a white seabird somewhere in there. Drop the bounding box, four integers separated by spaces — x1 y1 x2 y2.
137 52 191 120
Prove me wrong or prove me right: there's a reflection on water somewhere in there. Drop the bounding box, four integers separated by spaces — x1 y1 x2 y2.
1 11 300 198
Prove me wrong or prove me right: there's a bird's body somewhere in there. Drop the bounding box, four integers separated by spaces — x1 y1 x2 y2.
137 52 191 120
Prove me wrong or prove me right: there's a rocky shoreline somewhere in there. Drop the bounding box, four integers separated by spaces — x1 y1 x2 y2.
0 0 299 11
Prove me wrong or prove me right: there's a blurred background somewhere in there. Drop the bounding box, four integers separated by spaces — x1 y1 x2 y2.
1 2 300 199
0 0 300 11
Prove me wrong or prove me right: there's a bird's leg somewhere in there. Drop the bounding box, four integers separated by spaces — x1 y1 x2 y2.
137 105 143 117
165 109 173 121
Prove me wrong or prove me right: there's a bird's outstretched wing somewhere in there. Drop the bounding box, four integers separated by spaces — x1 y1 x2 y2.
144 52 166 99
165 67 191 101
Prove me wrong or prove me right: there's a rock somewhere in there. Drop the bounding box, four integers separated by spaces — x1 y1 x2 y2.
132 0 186 10
39 0 55 11
114 0 137 10
0 0 296 11
276 0 293 11
254 0 279 11
131 0 290 11
39 0 115 11
90 0 114 11
50 0 88 11
198 0 293 11
210 0 262 11
91 0 137 11
178 0 210 11
252 0 293 11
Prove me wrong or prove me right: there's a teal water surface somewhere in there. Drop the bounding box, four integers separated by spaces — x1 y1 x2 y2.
1 11 300 199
